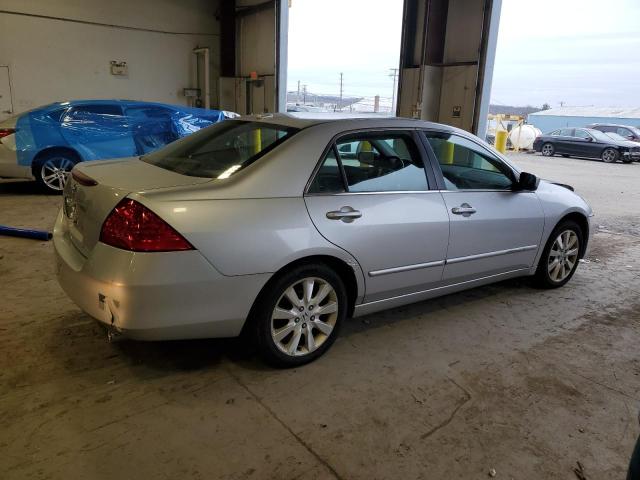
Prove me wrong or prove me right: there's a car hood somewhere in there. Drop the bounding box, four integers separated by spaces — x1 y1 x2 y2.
614 139 640 148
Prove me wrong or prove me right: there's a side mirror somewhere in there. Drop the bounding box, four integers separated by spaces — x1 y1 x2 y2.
627 135 635 140
585 136 593 142
515 172 539 191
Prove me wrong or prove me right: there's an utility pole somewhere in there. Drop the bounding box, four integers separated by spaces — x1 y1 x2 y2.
297 80 300 103
302 84 307 105
338 72 344 112
389 68 399 114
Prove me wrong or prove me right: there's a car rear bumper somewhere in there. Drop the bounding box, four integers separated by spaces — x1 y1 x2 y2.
53 210 270 340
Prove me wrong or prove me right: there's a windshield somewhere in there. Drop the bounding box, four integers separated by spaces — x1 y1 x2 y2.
589 129 614 142
605 132 628 142
143 120 299 178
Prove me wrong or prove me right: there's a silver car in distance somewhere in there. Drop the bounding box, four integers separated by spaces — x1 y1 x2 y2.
54 114 593 367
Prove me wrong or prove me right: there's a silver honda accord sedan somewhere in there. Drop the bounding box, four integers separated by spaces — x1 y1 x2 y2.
54 114 593 366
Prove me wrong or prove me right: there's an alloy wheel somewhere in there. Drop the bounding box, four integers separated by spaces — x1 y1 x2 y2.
602 148 617 163
542 144 554 156
270 277 338 357
547 230 579 282
41 157 75 191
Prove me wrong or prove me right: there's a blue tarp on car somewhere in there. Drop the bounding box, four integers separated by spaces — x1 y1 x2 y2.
15 100 228 167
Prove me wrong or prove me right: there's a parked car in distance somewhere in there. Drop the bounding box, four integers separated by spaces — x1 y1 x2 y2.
533 127 640 163
55 114 593 367
0 100 235 192
588 123 640 143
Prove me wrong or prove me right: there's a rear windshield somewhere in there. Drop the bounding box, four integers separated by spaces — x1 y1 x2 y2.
142 120 298 178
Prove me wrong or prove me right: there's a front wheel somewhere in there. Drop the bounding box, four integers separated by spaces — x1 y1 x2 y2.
34 153 78 193
601 148 619 163
533 220 583 288
541 143 555 157
252 263 347 367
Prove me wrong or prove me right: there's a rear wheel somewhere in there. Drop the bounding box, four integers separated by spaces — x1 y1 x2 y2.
533 220 583 288
541 143 555 157
252 263 347 367
34 152 78 193
601 148 619 163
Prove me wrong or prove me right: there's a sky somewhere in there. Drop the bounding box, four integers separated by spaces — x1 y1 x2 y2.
287 0 640 108
492 0 640 108
287 0 403 100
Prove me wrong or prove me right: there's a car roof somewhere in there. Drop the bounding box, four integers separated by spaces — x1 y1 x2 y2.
239 112 455 132
588 123 633 127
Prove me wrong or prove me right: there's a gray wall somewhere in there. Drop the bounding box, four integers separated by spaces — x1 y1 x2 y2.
0 0 220 119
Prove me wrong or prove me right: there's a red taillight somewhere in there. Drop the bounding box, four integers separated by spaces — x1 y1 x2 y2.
99 199 194 252
0 128 15 139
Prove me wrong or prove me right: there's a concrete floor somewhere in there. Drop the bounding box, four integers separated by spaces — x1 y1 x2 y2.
1 153 639 479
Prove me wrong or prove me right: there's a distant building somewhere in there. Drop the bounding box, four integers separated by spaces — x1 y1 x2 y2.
528 106 640 133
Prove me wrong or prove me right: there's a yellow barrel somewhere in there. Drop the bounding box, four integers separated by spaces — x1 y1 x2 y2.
441 141 455 164
495 129 508 154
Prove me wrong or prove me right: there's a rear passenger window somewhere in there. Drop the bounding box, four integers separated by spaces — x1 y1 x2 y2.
574 130 591 140
308 149 345 194
337 134 428 192
308 133 429 194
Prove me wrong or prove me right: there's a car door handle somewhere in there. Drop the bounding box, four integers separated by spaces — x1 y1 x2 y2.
326 206 362 223
451 203 476 216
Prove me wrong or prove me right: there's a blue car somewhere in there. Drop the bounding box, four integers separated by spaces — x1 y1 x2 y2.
0 100 233 192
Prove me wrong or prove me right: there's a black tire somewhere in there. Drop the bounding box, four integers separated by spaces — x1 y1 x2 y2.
33 151 79 194
541 143 555 157
622 157 633 164
562 154 570 158
533 220 583 289
251 263 347 367
601 147 619 163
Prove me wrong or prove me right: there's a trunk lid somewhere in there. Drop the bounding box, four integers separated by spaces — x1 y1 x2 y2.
63 158 210 257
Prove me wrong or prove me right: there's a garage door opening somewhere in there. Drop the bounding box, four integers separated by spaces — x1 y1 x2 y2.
286 0 404 114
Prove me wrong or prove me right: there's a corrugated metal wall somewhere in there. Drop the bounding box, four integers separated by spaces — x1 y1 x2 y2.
528 115 640 134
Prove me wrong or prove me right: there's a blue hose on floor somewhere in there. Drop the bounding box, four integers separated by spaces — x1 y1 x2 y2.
0 225 52 241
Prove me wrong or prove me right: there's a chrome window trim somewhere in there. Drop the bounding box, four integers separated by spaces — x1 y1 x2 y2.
368 260 445 277
304 190 444 197
437 188 521 193
446 245 538 265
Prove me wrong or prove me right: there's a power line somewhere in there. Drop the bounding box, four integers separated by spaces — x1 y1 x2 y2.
338 72 344 112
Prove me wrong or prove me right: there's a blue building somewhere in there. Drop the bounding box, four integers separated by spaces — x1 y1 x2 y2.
528 106 640 134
